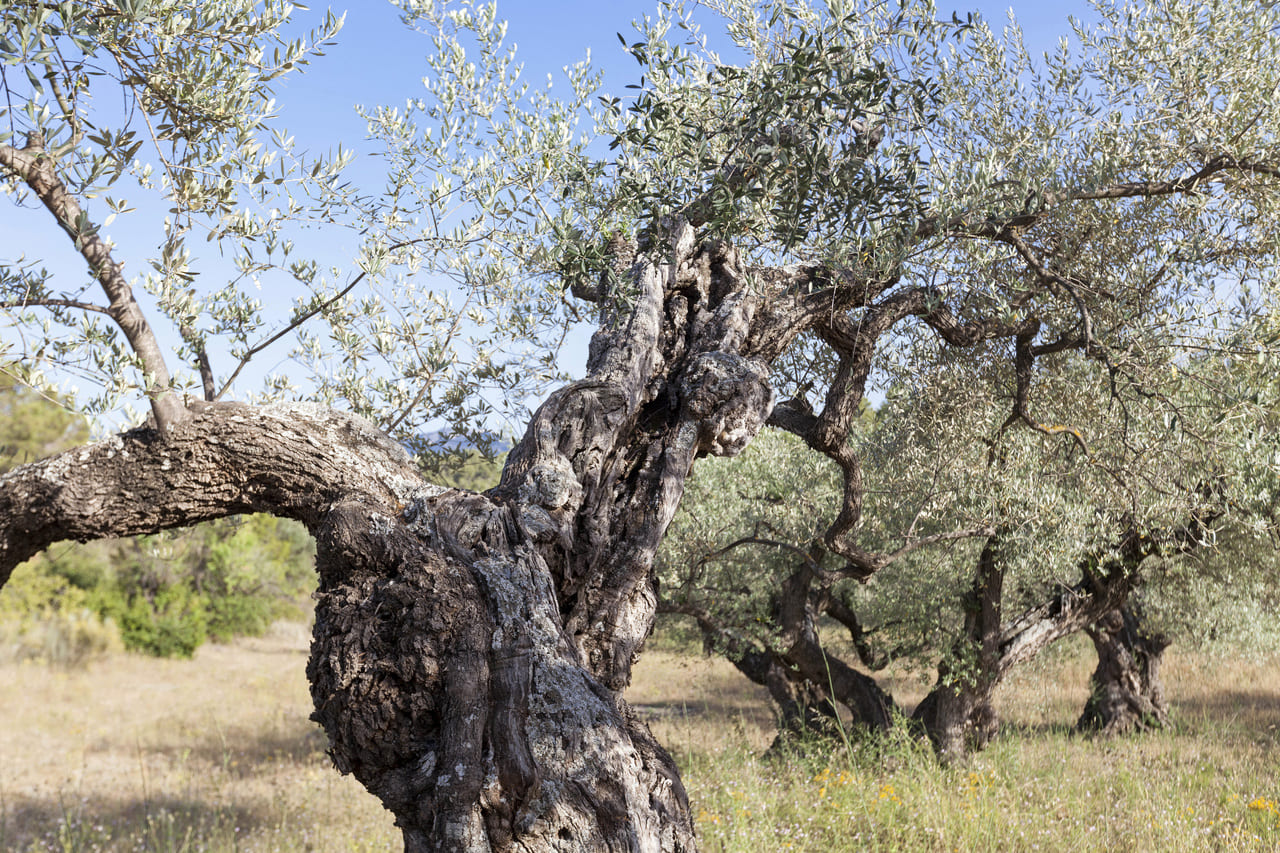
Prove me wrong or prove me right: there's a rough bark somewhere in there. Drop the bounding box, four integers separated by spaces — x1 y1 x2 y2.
0 400 423 584
1 224 812 851
772 567 897 733
715 634 846 750
1076 605 1170 735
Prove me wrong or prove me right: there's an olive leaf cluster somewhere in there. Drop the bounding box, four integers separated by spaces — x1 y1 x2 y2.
0 0 349 415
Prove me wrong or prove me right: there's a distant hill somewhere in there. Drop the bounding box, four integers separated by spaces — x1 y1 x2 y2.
409 430 511 455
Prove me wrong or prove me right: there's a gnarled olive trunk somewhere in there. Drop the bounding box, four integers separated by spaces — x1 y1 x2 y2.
912 532 1150 762
269 230 777 850
1 226 808 851
1076 605 1170 735
702 618 894 753
670 555 899 755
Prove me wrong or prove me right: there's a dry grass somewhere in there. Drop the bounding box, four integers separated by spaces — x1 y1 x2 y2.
2 625 1278 851
0 621 397 852
664 636 1280 852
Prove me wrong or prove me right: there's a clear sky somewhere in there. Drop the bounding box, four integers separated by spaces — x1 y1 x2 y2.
2 0 1099 427
273 1 1098 159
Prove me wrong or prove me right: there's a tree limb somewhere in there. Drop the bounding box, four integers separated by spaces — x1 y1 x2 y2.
0 132 186 429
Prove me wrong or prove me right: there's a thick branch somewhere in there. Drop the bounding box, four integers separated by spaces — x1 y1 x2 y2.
770 284 1025 579
497 225 775 689
996 530 1155 676
0 401 426 583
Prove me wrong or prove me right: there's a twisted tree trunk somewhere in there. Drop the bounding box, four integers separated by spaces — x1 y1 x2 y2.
1 226 809 851
911 532 1151 762
1076 606 1170 735
912 535 1003 763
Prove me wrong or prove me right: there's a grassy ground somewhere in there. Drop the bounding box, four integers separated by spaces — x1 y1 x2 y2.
2 624 1278 851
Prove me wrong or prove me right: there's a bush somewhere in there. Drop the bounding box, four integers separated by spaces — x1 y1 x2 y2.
206 591 276 642
1 515 315 658
0 560 124 665
98 584 211 658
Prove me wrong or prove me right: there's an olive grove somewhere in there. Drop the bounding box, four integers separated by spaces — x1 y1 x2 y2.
659 337 1280 760
2 0 1279 850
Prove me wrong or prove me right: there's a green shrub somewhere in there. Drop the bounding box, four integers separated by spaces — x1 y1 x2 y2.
0 560 124 665
206 591 276 642
99 584 211 658
1 513 315 658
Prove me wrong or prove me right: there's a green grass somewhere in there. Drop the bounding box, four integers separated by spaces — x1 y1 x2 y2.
677 730 1280 852
1 626 1278 851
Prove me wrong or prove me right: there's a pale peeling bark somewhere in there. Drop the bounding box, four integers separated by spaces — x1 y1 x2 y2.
911 532 1151 761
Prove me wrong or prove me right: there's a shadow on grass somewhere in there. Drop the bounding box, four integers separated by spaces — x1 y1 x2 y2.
137 717 332 777
1173 690 1280 732
1 794 265 851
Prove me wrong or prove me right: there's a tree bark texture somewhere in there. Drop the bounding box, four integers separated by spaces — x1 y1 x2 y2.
2 225 846 851
1076 605 1170 735
3 214 1178 842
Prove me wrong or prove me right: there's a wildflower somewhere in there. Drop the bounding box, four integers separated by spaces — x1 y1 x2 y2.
1246 797 1277 814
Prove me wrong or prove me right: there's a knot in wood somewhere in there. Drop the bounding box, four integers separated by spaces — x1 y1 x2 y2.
679 352 774 457
516 457 581 511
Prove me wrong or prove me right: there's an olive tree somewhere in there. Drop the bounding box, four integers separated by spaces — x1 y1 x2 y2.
660 329 1280 758
656 0 1280 758
3 0 1280 849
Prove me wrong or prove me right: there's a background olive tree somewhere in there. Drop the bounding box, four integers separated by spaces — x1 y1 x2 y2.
655 0 1280 758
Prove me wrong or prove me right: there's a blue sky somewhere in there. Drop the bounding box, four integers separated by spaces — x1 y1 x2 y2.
274 1 1097 154
2 0 1099 427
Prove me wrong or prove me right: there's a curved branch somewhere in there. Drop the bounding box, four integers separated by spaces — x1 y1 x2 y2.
0 132 185 429
989 317 1090 459
769 285 1025 579
881 525 998 566
696 533 824 574
0 401 428 583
